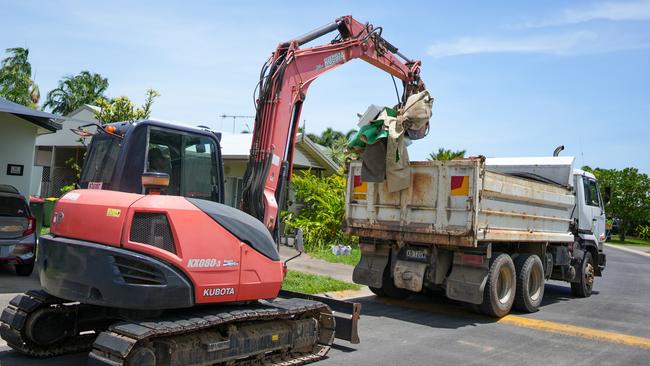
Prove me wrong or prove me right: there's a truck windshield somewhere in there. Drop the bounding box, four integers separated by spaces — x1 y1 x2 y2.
80 134 121 185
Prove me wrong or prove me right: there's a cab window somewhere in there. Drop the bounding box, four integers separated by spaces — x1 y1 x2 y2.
146 127 219 202
182 135 219 201
583 178 601 208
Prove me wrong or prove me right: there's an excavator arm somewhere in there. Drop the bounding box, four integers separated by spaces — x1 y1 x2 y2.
241 15 423 233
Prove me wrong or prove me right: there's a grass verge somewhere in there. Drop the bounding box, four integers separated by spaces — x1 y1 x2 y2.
308 248 360 266
281 270 361 295
607 237 650 247
40 227 50 236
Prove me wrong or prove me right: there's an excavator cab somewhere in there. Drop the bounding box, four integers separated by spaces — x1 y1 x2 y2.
78 120 224 203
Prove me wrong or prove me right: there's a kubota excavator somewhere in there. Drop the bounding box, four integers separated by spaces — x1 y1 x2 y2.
0 16 423 365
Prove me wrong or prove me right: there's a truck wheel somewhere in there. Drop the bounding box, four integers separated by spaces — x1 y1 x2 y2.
372 263 411 299
369 286 385 296
480 253 516 317
15 261 35 276
513 254 545 313
571 252 594 298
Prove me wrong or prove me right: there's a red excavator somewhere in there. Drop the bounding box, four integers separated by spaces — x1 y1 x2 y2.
0 16 423 365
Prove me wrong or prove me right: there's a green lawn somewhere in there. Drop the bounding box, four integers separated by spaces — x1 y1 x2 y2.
309 247 361 266
281 270 360 294
40 227 50 236
607 236 650 247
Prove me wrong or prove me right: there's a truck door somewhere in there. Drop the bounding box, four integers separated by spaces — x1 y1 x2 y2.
582 176 606 245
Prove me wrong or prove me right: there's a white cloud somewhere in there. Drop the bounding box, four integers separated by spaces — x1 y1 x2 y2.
526 0 650 28
427 31 598 58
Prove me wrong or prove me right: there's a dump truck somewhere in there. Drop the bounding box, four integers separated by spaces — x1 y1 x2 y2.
345 156 607 317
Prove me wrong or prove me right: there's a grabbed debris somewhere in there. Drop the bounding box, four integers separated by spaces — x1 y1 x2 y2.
348 90 434 192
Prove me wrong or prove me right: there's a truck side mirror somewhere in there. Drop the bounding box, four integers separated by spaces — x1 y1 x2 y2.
603 186 611 204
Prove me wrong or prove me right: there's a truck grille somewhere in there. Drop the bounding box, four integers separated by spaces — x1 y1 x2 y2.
114 256 165 285
129 213 176 254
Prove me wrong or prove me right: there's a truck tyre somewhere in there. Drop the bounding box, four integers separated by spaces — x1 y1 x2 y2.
480 253 516 317
371 262 410 299
15 261 35 276
571 252 594 298
513 254 545 313
369 286 385 296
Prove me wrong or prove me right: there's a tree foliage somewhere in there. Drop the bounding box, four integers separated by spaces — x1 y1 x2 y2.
0 47 40 108
428 148 466 161
94 89 160 124
583 166 650 241
44 71 108 115
282 170 357 251
304 128 357 166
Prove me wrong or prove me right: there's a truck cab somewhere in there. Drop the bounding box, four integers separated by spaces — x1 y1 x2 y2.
79 120 224 204
573 169 607 274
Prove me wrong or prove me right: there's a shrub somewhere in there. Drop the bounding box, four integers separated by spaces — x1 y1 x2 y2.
282 170 357 251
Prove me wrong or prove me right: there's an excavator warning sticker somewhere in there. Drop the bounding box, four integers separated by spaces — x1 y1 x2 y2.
106 208 121 217
450 176 469 196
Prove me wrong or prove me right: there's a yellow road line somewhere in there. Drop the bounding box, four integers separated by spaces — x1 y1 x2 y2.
498 315 650 350
376 297 650 350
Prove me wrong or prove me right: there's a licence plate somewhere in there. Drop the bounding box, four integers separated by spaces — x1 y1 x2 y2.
403 247 429 262
0 245 15 257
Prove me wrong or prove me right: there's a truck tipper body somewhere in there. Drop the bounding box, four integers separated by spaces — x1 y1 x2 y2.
345 156 606 316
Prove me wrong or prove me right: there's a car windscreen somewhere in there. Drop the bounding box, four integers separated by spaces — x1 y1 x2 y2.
0 197 28 217
80 134 121 184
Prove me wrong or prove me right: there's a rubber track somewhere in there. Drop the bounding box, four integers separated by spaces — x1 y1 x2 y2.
88 297 335 366
0 290 96 357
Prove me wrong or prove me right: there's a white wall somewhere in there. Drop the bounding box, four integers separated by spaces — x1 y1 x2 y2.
0 113 38 198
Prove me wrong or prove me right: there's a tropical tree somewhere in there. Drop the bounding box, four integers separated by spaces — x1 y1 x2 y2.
94 89 160 124
44 71 108 115
0 47 40 108
304 128 358 166
428 148 466 161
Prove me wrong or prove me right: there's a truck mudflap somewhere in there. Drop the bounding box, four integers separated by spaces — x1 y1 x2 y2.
445 252 489 305
279 290 361 344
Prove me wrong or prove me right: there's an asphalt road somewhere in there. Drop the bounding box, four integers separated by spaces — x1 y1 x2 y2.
1 246 649 365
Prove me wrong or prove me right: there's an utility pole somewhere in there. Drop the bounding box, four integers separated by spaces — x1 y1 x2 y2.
220 114 255 133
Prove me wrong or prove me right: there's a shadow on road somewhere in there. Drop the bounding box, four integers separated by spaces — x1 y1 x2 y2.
0 263 40 295
352 282 593 330
0 347 87 366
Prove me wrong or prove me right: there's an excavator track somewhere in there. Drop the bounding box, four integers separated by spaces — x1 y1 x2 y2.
88 297 335 366
0 290 97 357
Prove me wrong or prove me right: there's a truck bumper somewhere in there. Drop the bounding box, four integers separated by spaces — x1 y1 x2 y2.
597 250 606 276
37 235 194 310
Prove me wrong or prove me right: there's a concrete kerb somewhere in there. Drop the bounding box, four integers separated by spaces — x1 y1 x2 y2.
605 243 650 258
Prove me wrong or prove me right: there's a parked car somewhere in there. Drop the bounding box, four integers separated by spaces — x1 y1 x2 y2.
0 184 36 276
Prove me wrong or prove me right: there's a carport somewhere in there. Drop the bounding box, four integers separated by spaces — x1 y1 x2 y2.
0 98 61 197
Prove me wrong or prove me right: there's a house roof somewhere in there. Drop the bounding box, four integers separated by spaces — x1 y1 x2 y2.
0 97 61 132
219 133 339 174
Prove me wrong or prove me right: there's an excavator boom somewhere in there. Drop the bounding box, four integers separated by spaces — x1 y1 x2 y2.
241 15 422 233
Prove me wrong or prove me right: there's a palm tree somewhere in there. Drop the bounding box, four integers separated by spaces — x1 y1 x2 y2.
428 148 466 161
44 71 109 115
0 47 40 108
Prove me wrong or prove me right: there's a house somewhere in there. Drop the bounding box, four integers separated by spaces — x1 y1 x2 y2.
33 104 97 197
219 132 339 207
0 97 61 198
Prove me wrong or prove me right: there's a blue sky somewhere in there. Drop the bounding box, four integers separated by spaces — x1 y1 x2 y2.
3 0 649 173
